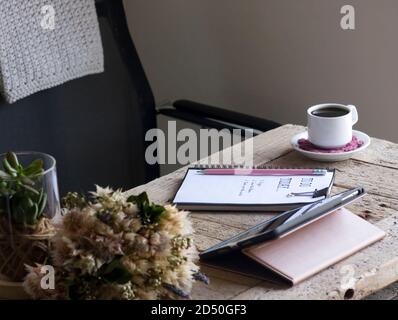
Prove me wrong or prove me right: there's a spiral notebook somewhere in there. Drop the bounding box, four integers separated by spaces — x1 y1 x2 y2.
173 166 336 211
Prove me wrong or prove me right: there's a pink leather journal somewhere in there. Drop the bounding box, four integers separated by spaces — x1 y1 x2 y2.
243 208 385 285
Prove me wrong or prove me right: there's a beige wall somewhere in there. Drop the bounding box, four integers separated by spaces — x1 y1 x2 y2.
124 0 398 142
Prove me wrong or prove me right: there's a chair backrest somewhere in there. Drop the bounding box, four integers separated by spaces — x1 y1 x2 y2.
0 0 159 195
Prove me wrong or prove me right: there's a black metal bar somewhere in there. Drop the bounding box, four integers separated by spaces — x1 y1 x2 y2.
172 100 281 133
158 108 260 137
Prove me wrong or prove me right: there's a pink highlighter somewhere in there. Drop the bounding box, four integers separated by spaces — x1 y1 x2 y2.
202 168 328 176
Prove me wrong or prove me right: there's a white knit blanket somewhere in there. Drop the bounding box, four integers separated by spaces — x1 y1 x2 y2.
0 0 104 103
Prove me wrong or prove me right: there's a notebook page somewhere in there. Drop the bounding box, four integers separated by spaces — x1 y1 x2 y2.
173 169 334 205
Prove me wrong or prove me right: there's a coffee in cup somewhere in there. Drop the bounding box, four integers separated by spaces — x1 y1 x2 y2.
307 103 358 149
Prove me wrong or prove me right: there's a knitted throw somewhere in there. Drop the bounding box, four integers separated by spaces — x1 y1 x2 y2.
0 0 104 103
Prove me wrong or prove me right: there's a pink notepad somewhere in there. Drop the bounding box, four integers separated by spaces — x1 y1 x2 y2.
243 208 386 285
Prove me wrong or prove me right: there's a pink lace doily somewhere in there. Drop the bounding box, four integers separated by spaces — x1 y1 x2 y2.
298 136 364 153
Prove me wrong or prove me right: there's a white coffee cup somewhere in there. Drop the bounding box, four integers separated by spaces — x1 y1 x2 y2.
307 103 358 149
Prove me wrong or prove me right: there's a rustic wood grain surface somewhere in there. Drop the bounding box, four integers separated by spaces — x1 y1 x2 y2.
125 124 398 300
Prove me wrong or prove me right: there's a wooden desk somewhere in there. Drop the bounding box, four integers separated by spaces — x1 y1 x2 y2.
125 124 398 300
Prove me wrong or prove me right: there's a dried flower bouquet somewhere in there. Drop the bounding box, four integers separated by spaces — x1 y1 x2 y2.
24 186 207 299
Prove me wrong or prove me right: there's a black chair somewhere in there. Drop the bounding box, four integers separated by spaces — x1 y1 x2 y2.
0 0 280 195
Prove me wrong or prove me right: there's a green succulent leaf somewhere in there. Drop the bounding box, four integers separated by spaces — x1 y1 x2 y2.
0 170 11 180
29 203 40 225
23 159 44 176
3 158 18 177
20 183 40 195
21 195 35 209
6 152 19 169
20 176 35 186
37 191 47 218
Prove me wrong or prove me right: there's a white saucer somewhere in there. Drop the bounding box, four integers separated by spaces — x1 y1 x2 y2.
291 130 370 162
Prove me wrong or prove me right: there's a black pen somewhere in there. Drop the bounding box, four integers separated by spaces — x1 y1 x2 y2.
236 187 365 249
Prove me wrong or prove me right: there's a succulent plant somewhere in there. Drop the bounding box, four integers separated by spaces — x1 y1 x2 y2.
0 152 47 226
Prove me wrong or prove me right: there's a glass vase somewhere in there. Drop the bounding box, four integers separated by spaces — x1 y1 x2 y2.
0 152 60 282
